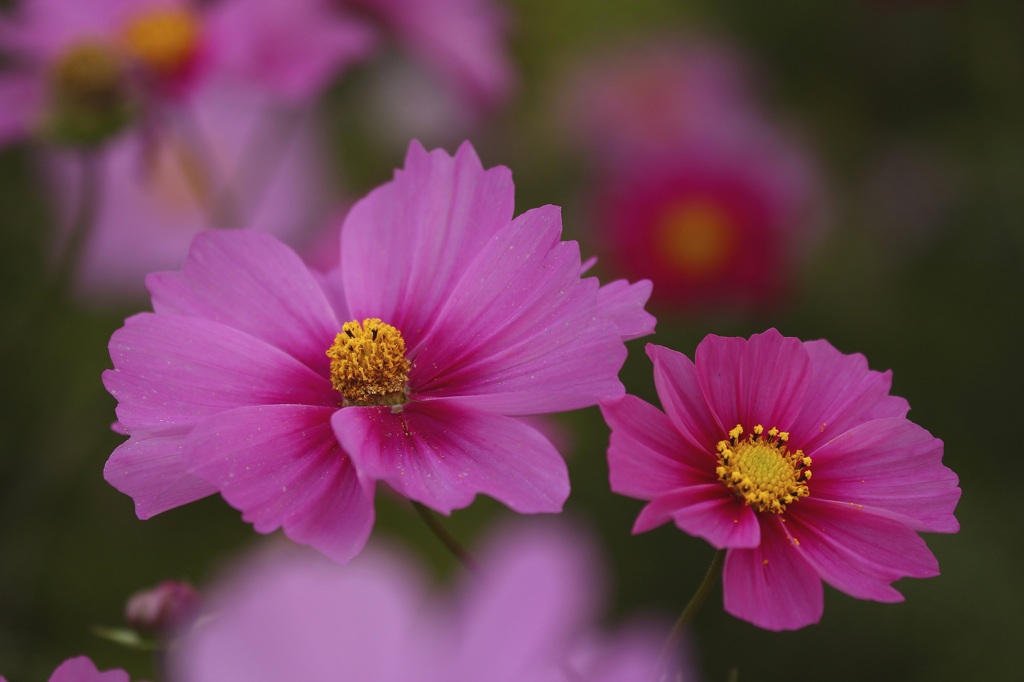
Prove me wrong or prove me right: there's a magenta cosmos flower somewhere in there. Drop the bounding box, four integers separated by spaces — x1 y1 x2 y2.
1 656 131 682
601 329 960 631
104 141 654 562
561 38 821 310
172 523 684 682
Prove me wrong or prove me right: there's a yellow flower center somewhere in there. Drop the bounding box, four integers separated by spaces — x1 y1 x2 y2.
52 41 125 104
655 200 736 277
715 424 811 514
123 7 200 74
326 318 410 407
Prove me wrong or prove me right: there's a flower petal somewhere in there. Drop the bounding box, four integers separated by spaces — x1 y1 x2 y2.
786 498 939 603
48 656 130 682
601 394 712 501
332 401 569 514
722 514 823 630
450 522 597 682
410 205 626 414
596 278 656 341
0 72 41 145
104 434 217 519
810 418 960 533
147 230 341 374
648 344 727 454
185 405 374 564
341 141 513 349
787 338 910 450
105 313 337 437
634 484 760 549
696 329 810 431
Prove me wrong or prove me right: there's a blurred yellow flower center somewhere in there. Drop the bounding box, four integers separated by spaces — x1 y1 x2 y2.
123 8 200 74
715 424 811 514
327 318 410 407
52 41 124 102
655 200 735 277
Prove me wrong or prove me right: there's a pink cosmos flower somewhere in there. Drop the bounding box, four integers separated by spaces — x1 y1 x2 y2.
601 329 960 631
593 135 818 310
104 141 654 562
172 523 684 682
0 0 213 144
44 84 329 302
202 0 376 104
562 38 821 310
1 656 131 682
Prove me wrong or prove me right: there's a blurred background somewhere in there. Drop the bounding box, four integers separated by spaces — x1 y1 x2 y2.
0 0 1020 679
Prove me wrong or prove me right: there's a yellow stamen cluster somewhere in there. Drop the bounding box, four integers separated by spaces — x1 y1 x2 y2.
326 318 410 407
123 8 200 74
715 424 812 514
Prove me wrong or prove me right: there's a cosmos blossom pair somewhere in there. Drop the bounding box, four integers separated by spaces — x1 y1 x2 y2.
103 141 959 633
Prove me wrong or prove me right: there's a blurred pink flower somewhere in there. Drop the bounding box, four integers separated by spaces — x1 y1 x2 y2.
1 656 131 682
203 0 376 104
45 85 330 302
0 0 214 144
562 38 822 310
601 329 960 630
172 523 685 682
341 0 515 112
103 141 653 562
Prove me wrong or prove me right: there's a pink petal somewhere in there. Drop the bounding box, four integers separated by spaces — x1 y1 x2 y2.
696 329 810 431
451 522 597 681
0 73 41 145
601 394 712 500
787 338 910 450
48 656 130 682
786 498 939 602
596 278 656 341
332 400 569 514
147 230 341 375
367 0 514 110
741 329 811 428
185 405 374 563
104 434 217 519
722 515 823 630
810 418 960 533
204 0 376 103
105 313 338 436
647 344 727 454
634 484 760 549
410 205 625 414
341 141 513 350
174 548 428 682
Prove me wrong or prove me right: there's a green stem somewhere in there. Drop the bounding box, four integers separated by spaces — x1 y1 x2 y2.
50 150 102 299
657 549 725 680
411 501 478 573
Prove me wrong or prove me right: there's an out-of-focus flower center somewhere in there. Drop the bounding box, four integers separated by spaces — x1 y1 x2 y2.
655 200 735 277
327 318 410 407
715 423 811 514
52 41 125 104
123 7 200 74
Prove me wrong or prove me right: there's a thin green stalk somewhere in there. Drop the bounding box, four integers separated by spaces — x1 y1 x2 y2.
411 501 478 573
657 549 725 680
